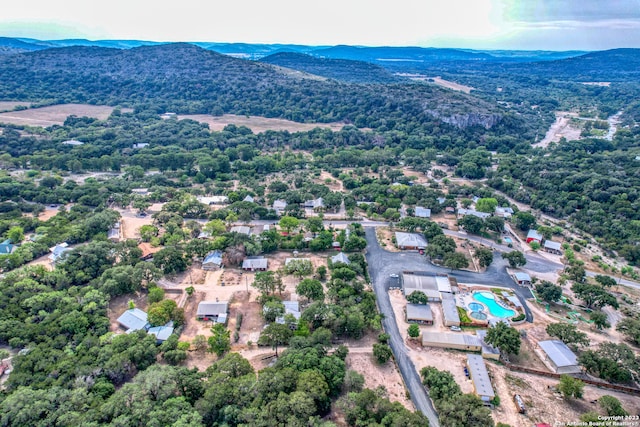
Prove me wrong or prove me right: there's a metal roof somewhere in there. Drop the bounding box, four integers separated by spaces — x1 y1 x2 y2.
538 340 578 368
230 225 251 235
242 257 268 269
422 331 481 348
514 272 531 282
506 295 523 307
544 240 562 251
395 232 428 248
331 252 351 264
197 301 229 317
476 330 501 356
415 207 431 218
458 208 491 219
527 229 543 241
117 308 149 332
148 323 174 341
203 251 223 265
406 303 433 321
442 298 461 324
467 354 495 399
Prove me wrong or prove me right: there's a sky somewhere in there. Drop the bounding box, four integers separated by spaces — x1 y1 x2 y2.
1 0 639 50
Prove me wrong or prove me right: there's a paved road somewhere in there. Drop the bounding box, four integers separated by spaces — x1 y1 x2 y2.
364 227 441 427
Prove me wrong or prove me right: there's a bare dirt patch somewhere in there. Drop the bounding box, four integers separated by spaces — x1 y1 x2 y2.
0 104 132 127
399 74 473 93
108 292 148 333
536 111 582 148
0 101 31 112
174 114 345 134
376 227 400 252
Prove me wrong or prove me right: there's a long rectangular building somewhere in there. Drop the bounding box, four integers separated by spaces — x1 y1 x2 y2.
422 331 481 351
466 354 495 402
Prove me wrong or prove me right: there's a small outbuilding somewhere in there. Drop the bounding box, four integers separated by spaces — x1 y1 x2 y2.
196 301 229 323
0 239 16 255
331 252 351 265
526 229 543 244
414 207 431 218
537 340 581 374
513 272 532 286
117 308 150 333
406 304 433 325
229 225 252 236
543 240 562 255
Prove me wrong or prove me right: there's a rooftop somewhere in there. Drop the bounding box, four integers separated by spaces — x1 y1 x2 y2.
230 225 251 235
395 232 428 249
442 298 461 323
331 252 351 265
422 331 481 347
527 229 544 241
197 301 229 317
513 272 532 282
117 308 149 333
406 303 433 321
538 340 579 368
458 208 491 219
544 240 562 251
203 250 223 265
467 354 495 399
242 257 268 270
414 206 431 218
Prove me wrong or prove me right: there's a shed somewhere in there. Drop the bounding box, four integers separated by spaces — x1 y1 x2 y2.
331 252 351 265
421 331 481 351
442 297 461 326
230 225 252 236
117 308 150 333
543 240 562 255
513 272 531 286
406 304 433 325
467 354 495 402
526 229 543 244
414 207 431 218
196 301 229 322
242 257 268 271
395 232 428 250
537 340 581 374
202 251 223 270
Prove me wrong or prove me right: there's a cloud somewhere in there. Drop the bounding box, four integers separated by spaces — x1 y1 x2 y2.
513 18 640 31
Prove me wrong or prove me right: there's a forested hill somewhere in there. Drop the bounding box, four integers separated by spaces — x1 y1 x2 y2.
260 52 402 83
0 43 517 133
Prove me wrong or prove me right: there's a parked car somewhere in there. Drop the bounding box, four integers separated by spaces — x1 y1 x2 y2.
450 325 462 332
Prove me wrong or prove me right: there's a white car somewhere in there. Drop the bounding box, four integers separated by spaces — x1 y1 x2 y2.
450 326 462 332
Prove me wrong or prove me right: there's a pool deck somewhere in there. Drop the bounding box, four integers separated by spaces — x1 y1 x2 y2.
458 287 519 323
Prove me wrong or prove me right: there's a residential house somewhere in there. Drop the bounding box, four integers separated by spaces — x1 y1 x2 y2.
526 229 543 244
495 207 514 218
276 301 301 326
196 301 229 323
243 195 255 203
138 242 161 261
229 225 252 236
202 251 223 271
117 308 150 333
442 295 461 326
49 243 71 265
543 240 562 255
107 222 121 242
131 188 149 196
147 322 175 343
395 232 428 250
242 256 268 271
197 195 229 205
422 331 481 351
331 252 351 265
414 206 431 218
61 139 84 146
272 199 287 215
0 239 16 256
197 231 212 239
132 143 149 149
457 208 491 219
303 197 324 211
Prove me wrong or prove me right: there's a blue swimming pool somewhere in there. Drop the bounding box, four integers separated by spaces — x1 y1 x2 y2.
468 302 484 312
473 292 515 318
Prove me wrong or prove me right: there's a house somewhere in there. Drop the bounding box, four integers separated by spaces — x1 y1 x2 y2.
242 256 268 271
0 239 16 255
196 301 229 323
513 272 532 286
138 242 161 261
395 232 428 250
276 301 301 326
272 199 287 215
543 240 563 255
495 207 514 218
467 354 495 402
442 295 461 326
197 231 212 239
457 208 491 219
421 331 481 351
131 188 149 196
243 195 255 203
107 222 121 242
476 330 501 360
147 322 175 343
49 243 71 264
117 308 150 333
132 143 149 149
406 304 433 325
537 340 581 374
197 195 229 205
229 225 251 236
61 139 84 146
303 197 324 211
526 229 543 244
202 251 223 270
331 252 351 265
414 206 431 218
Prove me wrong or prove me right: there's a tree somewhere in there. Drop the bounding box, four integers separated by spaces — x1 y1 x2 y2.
408 324 420 339
485 322 521 356
502 250 526 268
203 219 226 236
372 343 392 364
284 259 313 278
192 335 208 352
566 265 586 283
279 216 300 233
343 370 365 393
139 225 159 242
258 323 292 356
578 342 638 383
514 211 536 231
485 216 505 233
316 265 327 281
535 280 563 303
475 198 498 213
436 393 494 427
475 247 493 268
458 215 485 234
595 275 617 288
558 375 584 399
545 323 589 349
616 317 640 345
296 278 324 303
263 299 285 323
443 252 469 271
590 311 610 330
598 395 628 416
208 323 231 357
153 247 188 275
252 271 283 296
6 226 24 243
425 235 456 260
148 299 181 326
571 282 618 309
148 286 165 304
407 290 428 305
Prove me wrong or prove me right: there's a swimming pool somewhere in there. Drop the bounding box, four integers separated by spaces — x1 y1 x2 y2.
468 302 484 312
470 311 487 320
473 292 515 318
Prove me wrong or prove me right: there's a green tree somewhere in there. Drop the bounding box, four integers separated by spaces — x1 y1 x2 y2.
408 324 420 339
535 280 563 303
485 216 505 233
208 323 231 357
558 375 584 399
203 219 226 236
252 271 284 296
590 311 610 330
263 299 285 323
616 317 640 345
153 247 188 275
598 395 628 416
258 323 293 356
485 322 521 356
459 215 485 234
148 286 165 304
372 343 392 364
545 323 589 350
475 247 493 268
407 290 428 305
514 211 536 231
475 198 498 213
425 234 456 260
578 342 638 383
6 226 24 243
279 216 300 233
139 225 159 242
343 370 365 393
595 275 617 288
502 250 526 268
284 259 313 278
296 278 324 303
571 282 618 309
148 299 181 326
443 252 469 271
437 393 494 427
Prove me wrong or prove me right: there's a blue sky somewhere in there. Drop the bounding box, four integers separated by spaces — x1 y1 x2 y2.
1 0 639 50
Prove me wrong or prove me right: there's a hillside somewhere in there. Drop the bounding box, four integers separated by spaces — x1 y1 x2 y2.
0 43 512 133
260 52 402 83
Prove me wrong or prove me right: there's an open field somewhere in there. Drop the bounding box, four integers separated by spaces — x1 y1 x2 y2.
173 114 346 133
535 111 582 148
0 101 31 112
399 74 474 93
0 104 133 127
